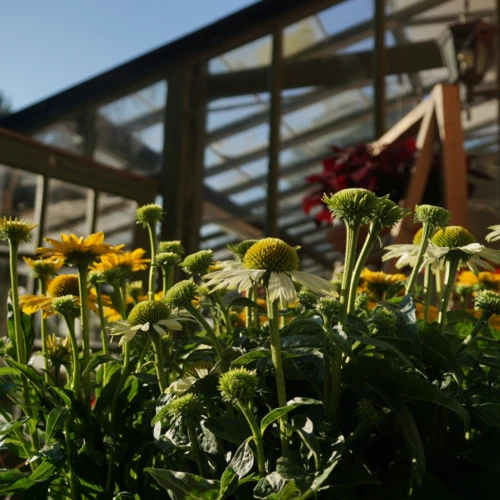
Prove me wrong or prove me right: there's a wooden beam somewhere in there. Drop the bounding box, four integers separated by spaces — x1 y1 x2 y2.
206 40 443 99
374 0 387 138
433 84 470 228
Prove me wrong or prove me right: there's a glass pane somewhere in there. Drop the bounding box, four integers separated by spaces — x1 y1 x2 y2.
44 179 89 239
96 193 137 249
33 120 83 154
95 80 167 176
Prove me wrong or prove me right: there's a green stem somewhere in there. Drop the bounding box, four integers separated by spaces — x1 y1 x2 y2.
150 330 168 393
63 314 82 395
77 264 91 413
406 223 434 296
162 265 174 296
39 279 50 384
64 417 81 500
213 291 233 333
95 286 109 389
8 240 26 364
345 422 369 449
135 338 151 373
438 256 460 334
328 336 342 427
339 223 360 325
186 419 208 477
348 223 381 314
423 265 433 322
185 303 223 358
266 295 289 455
237 401 266 477
455 309 491 355
147 223 158 300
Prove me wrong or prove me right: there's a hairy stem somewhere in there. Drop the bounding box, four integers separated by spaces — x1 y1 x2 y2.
339 223 360 325
9 241 26 364
38 279 51 384
423 265 433 322
63 314 82 395
455 309 491 355
150 330 168 393
213 291 233 333
266 295 289 455
95 285 109 390
77 264 91 415
186 419 208 477
406 223 434 296
438 256 460 334
64 417 81 500
186 303 223 358
147 223 158 300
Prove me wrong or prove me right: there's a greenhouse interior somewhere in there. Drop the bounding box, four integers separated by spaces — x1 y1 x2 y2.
2 0 500 497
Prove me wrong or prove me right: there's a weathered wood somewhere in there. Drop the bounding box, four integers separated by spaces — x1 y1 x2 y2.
374 0 387 138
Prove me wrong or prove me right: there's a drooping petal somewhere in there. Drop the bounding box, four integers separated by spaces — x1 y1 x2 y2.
289 270 337 296
118 329 137 346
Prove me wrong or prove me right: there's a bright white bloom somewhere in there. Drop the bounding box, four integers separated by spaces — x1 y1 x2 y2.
382 243 441 271
424 242 500 275
486 225 500 243
203 238 336 308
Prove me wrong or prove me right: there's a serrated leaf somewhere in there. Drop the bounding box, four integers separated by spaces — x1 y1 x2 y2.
146 468 220 500
46 407 68 442
261 398 322 434
219 439 254 499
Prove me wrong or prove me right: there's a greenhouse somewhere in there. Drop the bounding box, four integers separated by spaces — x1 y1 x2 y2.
1 0 500 498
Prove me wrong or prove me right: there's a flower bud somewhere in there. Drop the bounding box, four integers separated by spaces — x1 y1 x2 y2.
181 250 214 276
135 203 164 227
219 367 258 405
164 279 199 309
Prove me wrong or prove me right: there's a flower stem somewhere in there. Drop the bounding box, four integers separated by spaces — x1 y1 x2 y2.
348 223 381 314
266 295 289 455
8 240 26 364
63 314 82 396
406 223 434 296
455 309 491 355
150 330 168 393
94 285 109 389
438 256 460 334
340 223 360 325
147 223 158 300
162 264 174 296
39 279 50 384
185 303 223 358
186 419 208 477
327 327 342 427
213 291 233 333
77 264 91 413
237 401 266 477
423 265 433 322
64 417 81 500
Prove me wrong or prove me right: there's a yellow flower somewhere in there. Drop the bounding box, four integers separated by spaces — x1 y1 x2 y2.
236 298 269 326
456 271 500 291
0 217 37 243
37 232 123 267
415 303 439 322
20 274 110 317
359 268 407 301
92 248 150 273
45 334 72 366
23 256 63 281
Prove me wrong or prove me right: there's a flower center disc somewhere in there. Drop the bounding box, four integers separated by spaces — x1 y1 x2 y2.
128 300 171 326
243 238 299 272
48 275 80 298
432 226 476 248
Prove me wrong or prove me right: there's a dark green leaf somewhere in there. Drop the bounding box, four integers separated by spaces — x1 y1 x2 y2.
0 416 29 436
290 415 321 470
145 468 220 500
371 384 426 489
29 460 58 482
232 349 297 367
345 315 369 337
399 294 421 358
219 439 254 499
261 398 322 434
46 407 69 442
350 335 414 368
386 281 406 300
307 435 344 495
329 460 380 488
7 300 35 360
229 297 266 311
82 352 118 376
475 354 500 370
282 319 323 337
253 472 287 499
328 325 353 359
0 469 28 486
51 387 73 409
281 335 323 349
204 417 252 445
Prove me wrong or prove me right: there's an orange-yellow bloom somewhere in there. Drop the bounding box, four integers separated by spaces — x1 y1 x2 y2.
92 248 150 273
23 256 63 281
37 232 123 267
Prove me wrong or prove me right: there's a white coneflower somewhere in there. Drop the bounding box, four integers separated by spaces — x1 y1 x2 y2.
203 238 335 308
486 224 500 243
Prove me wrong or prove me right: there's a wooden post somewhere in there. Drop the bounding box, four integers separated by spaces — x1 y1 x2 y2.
374 0 387 138
266 28 283 237
433 84 470 228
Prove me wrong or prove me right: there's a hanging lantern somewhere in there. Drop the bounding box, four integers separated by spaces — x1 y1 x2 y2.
439 18 496 89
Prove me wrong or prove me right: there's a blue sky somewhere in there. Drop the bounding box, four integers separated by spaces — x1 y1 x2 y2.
1 0 255 111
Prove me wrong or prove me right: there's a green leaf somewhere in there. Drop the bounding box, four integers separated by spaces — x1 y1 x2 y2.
345 357 469 425
399 294 421 357
204 417 252 445
328 325 353 359
0 416 29 436
0 366 18 376
290 415 321 470
46 407 69 442
329 460 380 488
475 354 500 370
51 387 73 409
7 300 35 360
386 281 406 300
350 335 414 368
82 352 118 376
254 472 287 499
0 469 29 487
29 460 58 482
232 349 297 367
229 297 266 311
282 319 324 337
371 385 426 489
261 398 322 434
219 439 254 499
145 468 220 500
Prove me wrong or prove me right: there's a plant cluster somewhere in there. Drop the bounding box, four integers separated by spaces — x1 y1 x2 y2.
1 193 500 499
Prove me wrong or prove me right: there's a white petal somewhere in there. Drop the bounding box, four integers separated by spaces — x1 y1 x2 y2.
268 272 282 304
290 270 336 296
279 273 297 306
164 320 183 331
140 322 150 332
118 329 137 346
153 324 167 336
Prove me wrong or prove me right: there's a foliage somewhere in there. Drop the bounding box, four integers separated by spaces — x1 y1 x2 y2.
0 196 500 499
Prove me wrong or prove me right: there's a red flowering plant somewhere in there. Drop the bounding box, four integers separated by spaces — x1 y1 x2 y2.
303 138 417 224
304 138 490 224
